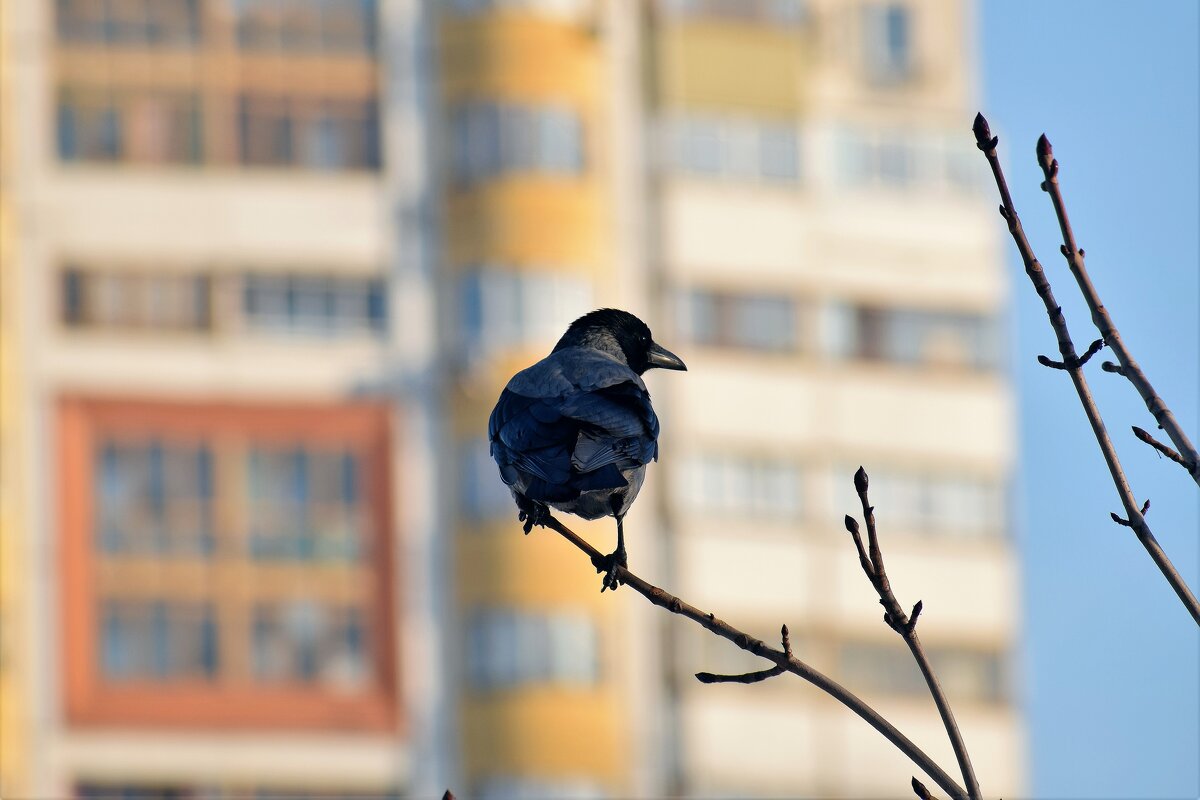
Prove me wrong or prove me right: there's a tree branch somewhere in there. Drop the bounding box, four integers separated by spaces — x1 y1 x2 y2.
534 513 970 800
848 468 982 800
973 112 1200 625
1133 425 1198 474
912 776 938 800
1036 135 1200 486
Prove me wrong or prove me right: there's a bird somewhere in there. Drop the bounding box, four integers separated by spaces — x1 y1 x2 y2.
488 308 687 591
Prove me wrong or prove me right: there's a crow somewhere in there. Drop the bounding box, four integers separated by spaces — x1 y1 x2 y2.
488 308 687 591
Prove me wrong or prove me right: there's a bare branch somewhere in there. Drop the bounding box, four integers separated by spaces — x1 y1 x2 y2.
1037 337 1105 370
1133 426 1197 473
1036 134 1200 485
696 625 791 684
973 112 1200 625
912 776 938 800
533 513 970 800
850 468 982 800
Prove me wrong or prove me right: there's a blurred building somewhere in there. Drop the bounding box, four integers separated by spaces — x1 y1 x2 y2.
0 1 1022 798
3 0 409 797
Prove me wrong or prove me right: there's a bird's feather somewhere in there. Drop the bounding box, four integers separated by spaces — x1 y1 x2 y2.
488 347 660 506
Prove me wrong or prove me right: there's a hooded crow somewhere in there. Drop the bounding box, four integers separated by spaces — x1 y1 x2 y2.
488 308 687 591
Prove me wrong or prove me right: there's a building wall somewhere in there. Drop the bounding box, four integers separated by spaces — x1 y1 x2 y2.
0 0 28 791
437 3 640 796
9 0 410 796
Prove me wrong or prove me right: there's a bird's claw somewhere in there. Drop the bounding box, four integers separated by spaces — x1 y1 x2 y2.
517 499 551 534
596 548 628 593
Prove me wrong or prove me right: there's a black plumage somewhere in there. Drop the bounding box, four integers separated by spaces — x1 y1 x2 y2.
488 309 686 590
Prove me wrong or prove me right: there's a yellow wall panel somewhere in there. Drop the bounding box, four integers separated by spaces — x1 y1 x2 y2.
440 16 601 104
457 518 617 610
461 689 622 780
654 23 808 114
444 181 607 267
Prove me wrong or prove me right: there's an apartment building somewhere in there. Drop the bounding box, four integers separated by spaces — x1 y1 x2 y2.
647 0 1023 795
1 1 1021 797
4 1 412 796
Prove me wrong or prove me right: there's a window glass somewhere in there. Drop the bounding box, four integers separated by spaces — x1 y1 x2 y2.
466 609 599 689
821 302 1000 372
246 445 366 561
863 3 913 85
676 453 801 518
458 268 592 360
252 602 368 688
450 101 585 184
100 600 219 680
665 114 800 184
677 290 798 353
840 641 1007 703
96 439 214 555
242 273 387 336
833 465 1006 538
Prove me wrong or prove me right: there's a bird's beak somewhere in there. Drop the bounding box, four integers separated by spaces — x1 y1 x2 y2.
646 341 687 371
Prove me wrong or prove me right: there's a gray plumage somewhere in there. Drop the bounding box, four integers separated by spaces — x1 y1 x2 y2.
487 309 686 589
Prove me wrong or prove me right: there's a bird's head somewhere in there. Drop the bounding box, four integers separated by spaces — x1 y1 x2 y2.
553 308 687 376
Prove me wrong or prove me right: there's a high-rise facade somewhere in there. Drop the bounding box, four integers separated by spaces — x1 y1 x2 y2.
2 1 1021 797
4 1 410 796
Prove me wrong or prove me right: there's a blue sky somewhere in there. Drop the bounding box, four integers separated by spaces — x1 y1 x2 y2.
981 2 1200 797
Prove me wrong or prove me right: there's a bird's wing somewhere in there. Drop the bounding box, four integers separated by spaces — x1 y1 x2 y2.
489 349 660 501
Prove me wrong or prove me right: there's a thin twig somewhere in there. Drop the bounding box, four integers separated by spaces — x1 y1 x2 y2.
973 113 1200 626
1036 135 1200 485
534 513 969 800
696 625 791 684
848 468 982 800
1133 425 1197 473
912 776 938 800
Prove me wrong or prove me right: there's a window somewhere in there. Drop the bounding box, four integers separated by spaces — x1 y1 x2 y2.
466 609 599 690
446 0 594 18
96 439 214 555
655 0 808 26
834 127 985 194
100 600 218 681
54 7 380 173
834 466 1005 539
450 102 584 184
56 0 201 46
676 453 801 519
462 439 516 521
661 115 800 184
677 290 799 352
239 94 380 170
234 0 378 54
247 445 367 561
77 784 400 800
839 641 1007 703
61 398 395 729
252 602 368 688
459 268 592 360
475 777 607 800
823 302 1001 371
242 273 387 336
862 3 913 85
58 88 203 165
62 269 211 331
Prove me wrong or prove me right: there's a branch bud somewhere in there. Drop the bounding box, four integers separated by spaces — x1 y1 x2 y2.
1037 133 1053 163
972 112 992 142
854 466 869 493
844 515 860 534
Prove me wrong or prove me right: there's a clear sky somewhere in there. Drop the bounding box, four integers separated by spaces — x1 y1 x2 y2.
980 2 1200 797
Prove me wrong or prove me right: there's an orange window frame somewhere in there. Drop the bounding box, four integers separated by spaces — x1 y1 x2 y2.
59 396 398 732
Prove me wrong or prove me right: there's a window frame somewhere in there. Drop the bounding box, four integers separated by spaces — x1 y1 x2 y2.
59 396 398 731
